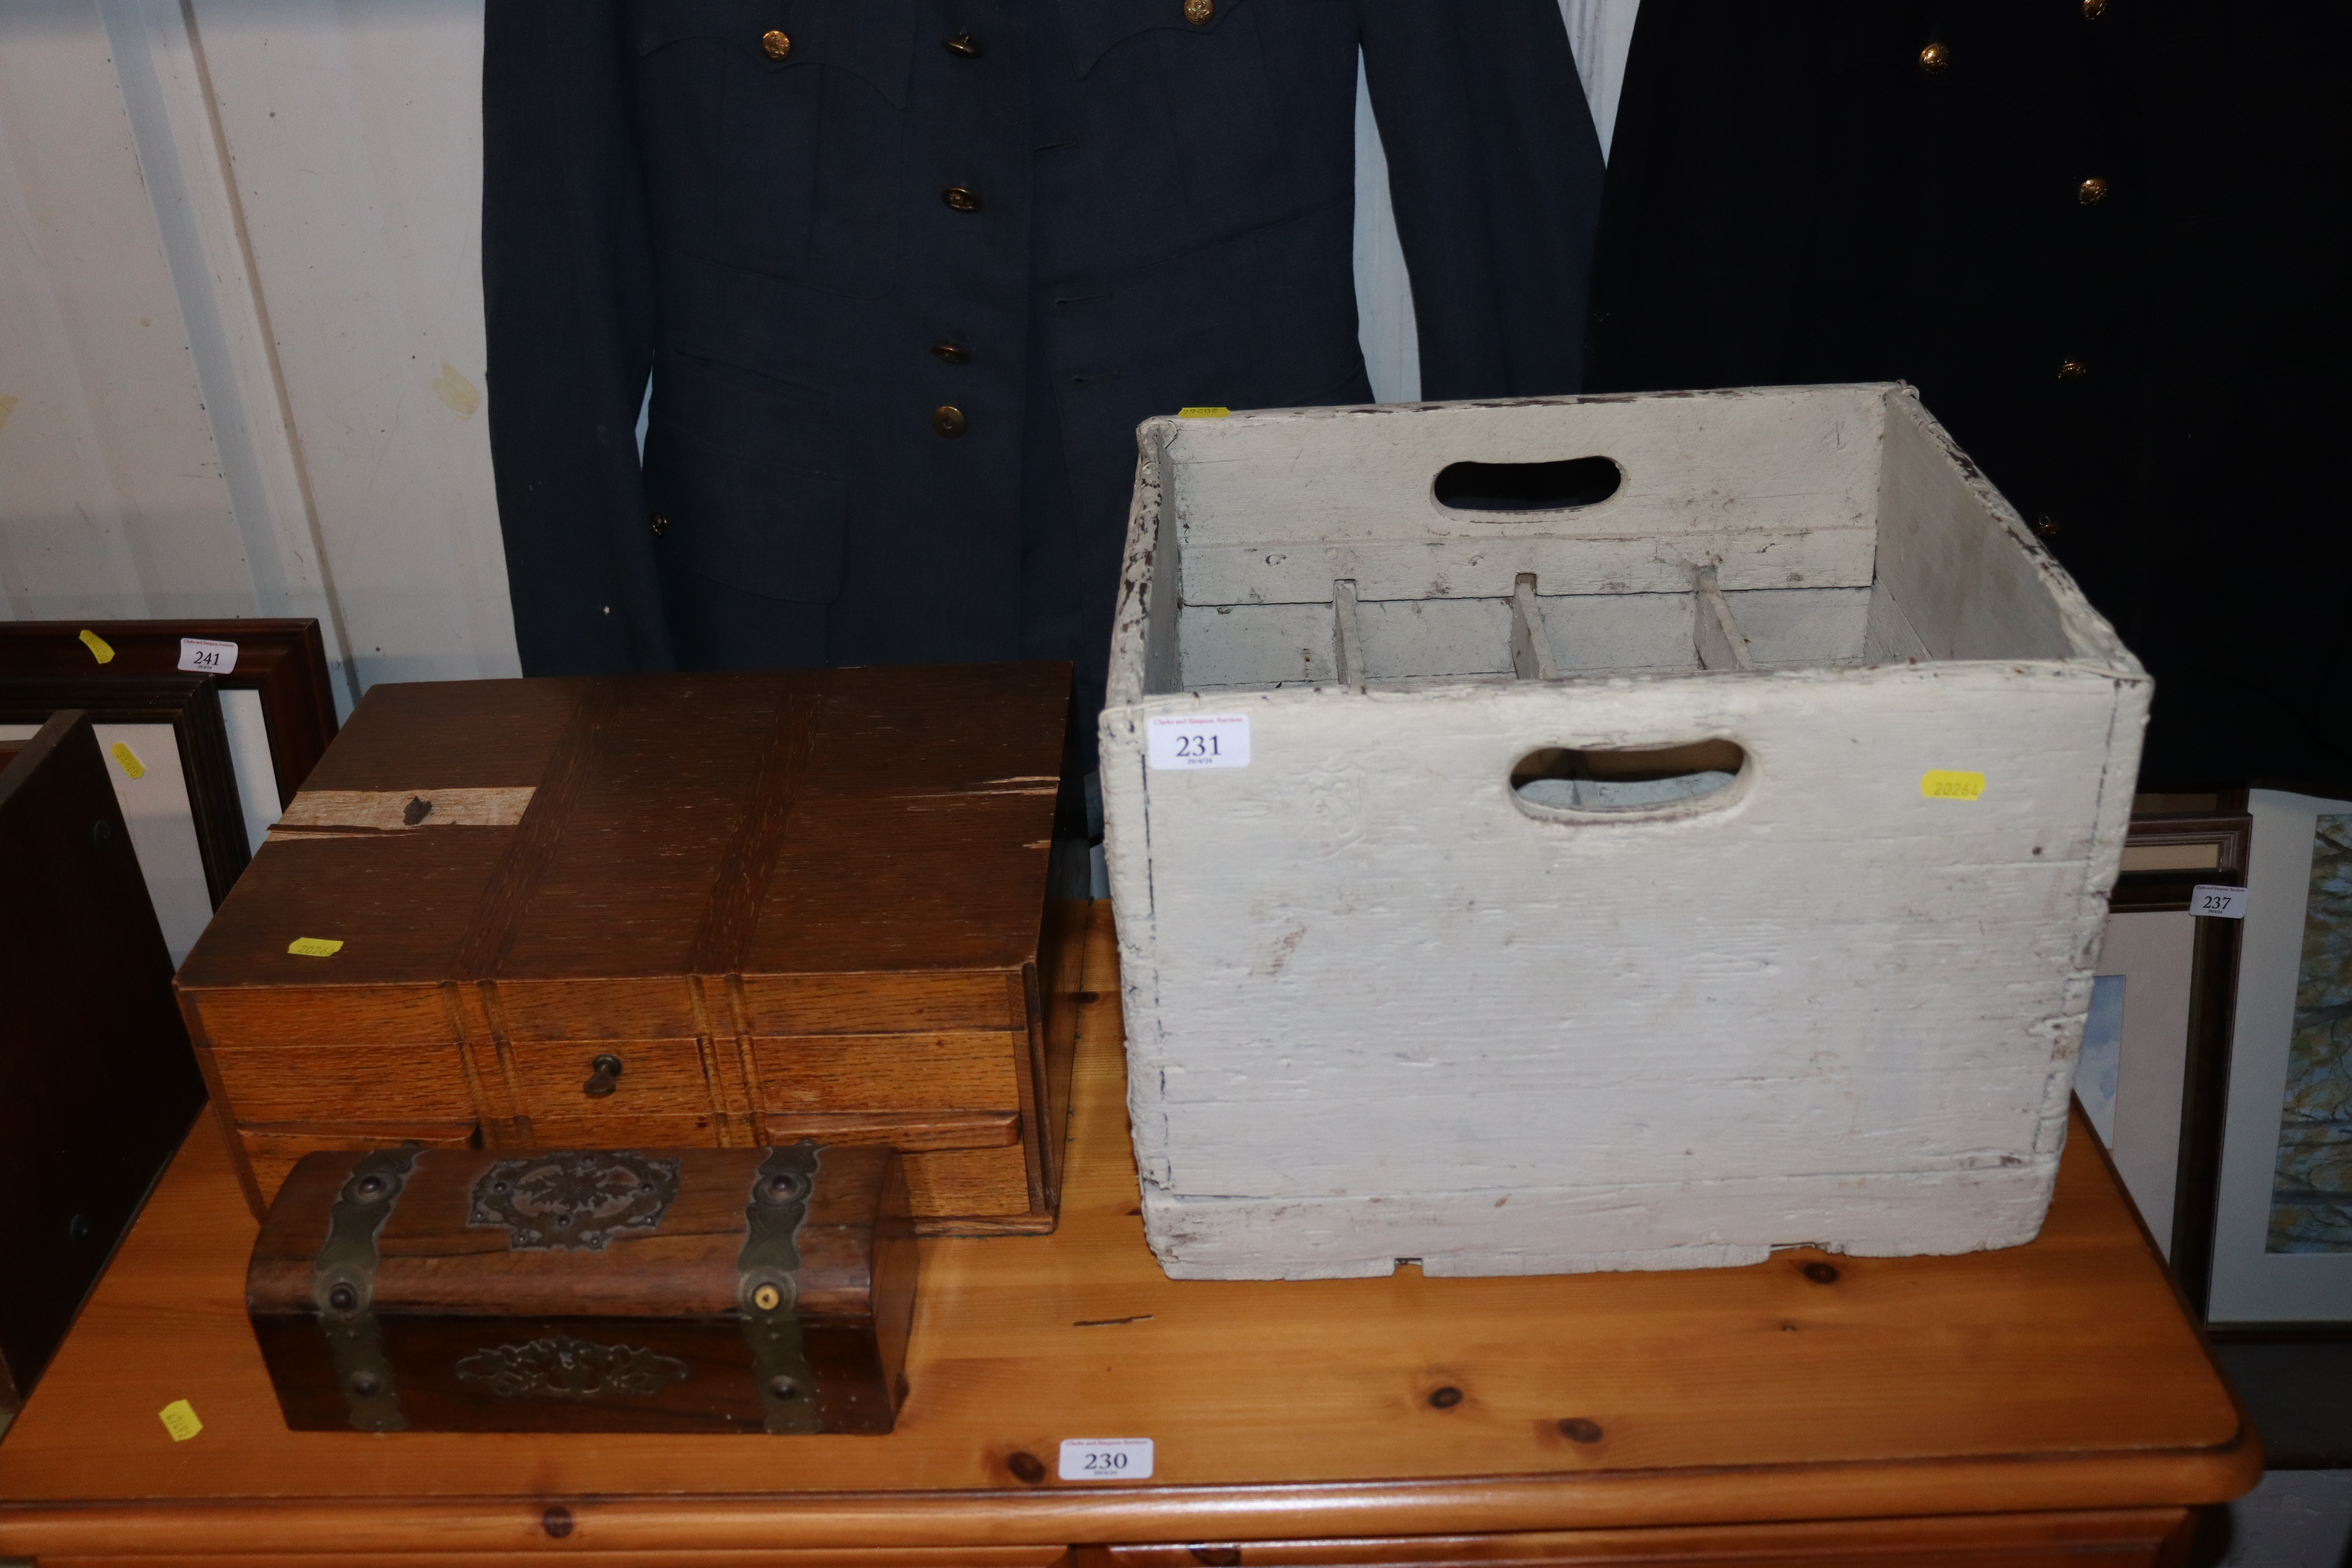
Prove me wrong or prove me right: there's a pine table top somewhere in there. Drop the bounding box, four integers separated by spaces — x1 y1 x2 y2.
0 906 2258 1557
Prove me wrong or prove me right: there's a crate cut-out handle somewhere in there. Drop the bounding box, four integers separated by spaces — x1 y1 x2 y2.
1511 740 1745 817
1434 456 1621 514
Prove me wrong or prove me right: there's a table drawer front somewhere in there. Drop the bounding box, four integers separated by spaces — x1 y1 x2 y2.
1084 1509 2196 1567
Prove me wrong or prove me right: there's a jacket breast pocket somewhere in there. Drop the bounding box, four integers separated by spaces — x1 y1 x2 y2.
631 0 913 293
643 353 848 604
1060 0 1287 230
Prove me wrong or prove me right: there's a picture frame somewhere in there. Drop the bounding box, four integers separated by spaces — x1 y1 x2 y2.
0 675 251 964
0 619 338 819
2201 788 2352 1336
2087 791 2252 1316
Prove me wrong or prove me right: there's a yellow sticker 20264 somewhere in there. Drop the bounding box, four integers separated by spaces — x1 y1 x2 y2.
79 628 115 663
109 741 146 780
1177 407 1229 419
286 936 345 958
158 1399 203 1441
1920 770 1987 801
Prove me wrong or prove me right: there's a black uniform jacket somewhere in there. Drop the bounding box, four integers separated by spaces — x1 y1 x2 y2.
484 0 1603 697
1586 0 2352 792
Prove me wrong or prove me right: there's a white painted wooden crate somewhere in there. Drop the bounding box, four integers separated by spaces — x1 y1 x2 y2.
1098 384 2149 1279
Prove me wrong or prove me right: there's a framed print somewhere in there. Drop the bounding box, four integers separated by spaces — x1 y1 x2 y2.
2078 793 2250 1310
0 619 338 853
2204 789 2352 1330
0 675 250 965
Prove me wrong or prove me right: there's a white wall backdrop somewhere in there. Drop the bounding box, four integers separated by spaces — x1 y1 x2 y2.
0 3 249 629
0 1 1422 713
0 0 519 715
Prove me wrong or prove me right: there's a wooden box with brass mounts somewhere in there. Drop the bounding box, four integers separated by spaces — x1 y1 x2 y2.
246 1143 914 1434
174 665 1089 1234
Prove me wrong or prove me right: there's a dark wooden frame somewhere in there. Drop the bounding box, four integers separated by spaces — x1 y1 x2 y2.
2106 791 2252 1319
0 675 251 907
0 710 210 1416
0 619 338 808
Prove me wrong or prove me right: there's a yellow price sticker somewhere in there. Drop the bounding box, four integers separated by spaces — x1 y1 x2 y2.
158 1399 203 1442
1177 407 1229 419
1920 770 1987 801
109 741 147 780
79 628 116 664
286 936 345 958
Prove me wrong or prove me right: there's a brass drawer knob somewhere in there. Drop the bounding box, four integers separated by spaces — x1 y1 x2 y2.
583 1054 624 1098
761 29 791 61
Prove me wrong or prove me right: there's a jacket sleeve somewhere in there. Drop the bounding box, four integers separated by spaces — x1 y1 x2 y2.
482 0 675 674
1359 0 1605 400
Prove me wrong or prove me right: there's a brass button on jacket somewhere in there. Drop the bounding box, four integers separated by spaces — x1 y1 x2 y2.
1183 0 1214 24
650 512 671 537
2057 358 2090 381
2082 0 2108 17
2077 176 2109 205
932 405 968 437
943 32 981 56
932 343 970 365
760 29 791 61
1917 41 1951 75
940 186 981 213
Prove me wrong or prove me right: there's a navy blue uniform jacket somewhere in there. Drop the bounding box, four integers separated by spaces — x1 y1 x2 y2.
484 0 1602 701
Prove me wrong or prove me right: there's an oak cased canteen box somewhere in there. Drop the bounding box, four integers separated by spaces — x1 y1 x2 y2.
176 665 1088 1235
1100 384 2149 1279
247 1142 913 1434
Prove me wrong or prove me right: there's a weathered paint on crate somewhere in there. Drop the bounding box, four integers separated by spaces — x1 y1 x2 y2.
1099 384 2148 1279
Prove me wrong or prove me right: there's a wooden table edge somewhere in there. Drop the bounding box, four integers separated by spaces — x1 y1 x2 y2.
0 1434 2263 1555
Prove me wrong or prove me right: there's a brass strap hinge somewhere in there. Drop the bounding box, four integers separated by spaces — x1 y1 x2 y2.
314 1145 419 1432
739 1143 821 1434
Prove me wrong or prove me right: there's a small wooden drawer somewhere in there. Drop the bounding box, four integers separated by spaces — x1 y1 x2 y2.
528 1111 724 1147
208 1044 474 1122
738 971 1018 1034
903 1143 1033 1218
504 1037 716 1119
765 1110 1021 1152
753 1032 1023 1113
194 985 454 1048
